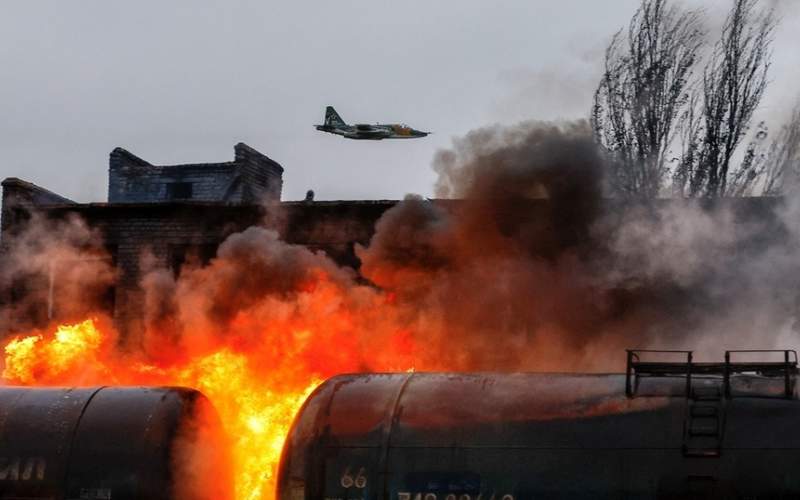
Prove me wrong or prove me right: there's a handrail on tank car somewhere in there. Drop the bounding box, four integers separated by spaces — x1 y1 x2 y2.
626 350 693 398
626 349 799 399
724 350 798 399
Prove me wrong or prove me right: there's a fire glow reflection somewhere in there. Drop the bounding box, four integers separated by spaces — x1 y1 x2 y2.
1 318 353 500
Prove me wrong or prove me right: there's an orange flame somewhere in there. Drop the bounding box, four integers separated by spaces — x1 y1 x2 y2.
0 319 331 500
2 319 111 384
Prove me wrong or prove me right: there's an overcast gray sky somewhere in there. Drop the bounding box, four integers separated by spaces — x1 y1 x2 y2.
1 1 797 202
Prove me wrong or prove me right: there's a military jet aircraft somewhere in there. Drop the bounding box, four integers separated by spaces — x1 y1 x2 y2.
315 106 430 140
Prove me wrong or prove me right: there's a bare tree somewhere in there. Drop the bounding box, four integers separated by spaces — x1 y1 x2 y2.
672 89 704 195
726 121 769 196
687 0 776 197
760 102 800 195
592 0 704 198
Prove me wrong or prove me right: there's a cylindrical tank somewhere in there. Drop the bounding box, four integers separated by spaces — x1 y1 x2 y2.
277 373 800 499
0 386 232 500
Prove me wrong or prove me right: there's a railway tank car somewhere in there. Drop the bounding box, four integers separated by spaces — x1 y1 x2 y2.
277 350 800 499
0 386 232 500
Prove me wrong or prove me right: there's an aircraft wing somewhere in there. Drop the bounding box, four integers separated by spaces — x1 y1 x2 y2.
341 124 387 139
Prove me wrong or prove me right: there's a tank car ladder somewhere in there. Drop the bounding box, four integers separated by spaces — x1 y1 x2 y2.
625 349 800 459
683 380 724 457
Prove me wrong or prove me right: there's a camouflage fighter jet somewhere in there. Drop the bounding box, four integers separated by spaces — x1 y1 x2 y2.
315 106 430 140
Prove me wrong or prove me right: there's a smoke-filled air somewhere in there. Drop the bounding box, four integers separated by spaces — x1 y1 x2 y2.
4 119 800 498
3 0 800 498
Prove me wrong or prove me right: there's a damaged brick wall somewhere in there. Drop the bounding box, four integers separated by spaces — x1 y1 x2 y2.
108 143 283 204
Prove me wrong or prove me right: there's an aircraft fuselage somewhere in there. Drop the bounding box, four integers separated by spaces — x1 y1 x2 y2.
315 124 428 140
315 107 429 140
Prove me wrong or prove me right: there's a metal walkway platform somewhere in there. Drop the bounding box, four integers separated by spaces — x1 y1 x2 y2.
625 349 798 399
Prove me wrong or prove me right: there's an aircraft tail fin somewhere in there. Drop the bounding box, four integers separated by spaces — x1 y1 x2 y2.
325 106 346 127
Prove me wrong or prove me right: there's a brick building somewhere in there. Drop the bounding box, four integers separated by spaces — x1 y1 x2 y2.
0 143 396 336
107 143 283 204
1 142 786 340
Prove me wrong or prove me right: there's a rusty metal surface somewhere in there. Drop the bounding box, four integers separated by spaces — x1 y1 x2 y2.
278 373 800 500
0 386 220 500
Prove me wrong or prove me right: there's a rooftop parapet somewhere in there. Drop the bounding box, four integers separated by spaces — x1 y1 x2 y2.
108 142 283 204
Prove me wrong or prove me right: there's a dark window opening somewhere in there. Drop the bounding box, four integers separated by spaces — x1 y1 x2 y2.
100 245 118 317
104 244 119 268
166 182 193 200
169 244 189 276
168 243 218 277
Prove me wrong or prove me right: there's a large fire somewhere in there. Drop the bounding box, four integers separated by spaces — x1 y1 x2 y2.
0 123 655 498
1 317 411 500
